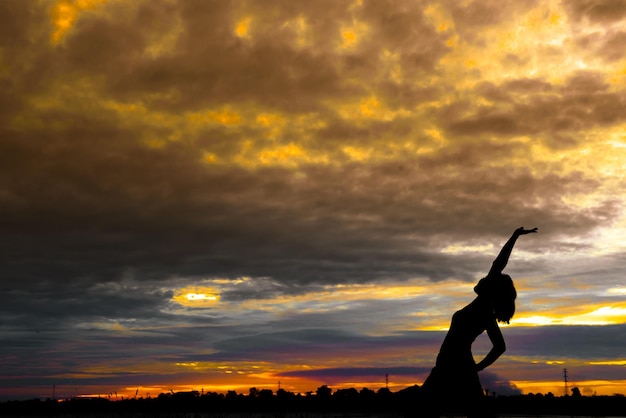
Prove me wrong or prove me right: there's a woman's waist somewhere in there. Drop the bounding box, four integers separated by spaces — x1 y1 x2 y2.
436 345 475 364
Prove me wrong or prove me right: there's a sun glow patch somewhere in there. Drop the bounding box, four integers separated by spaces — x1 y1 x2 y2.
172 286 220 307
186 293 217 301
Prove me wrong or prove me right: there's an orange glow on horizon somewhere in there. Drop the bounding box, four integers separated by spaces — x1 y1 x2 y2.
64 376 626 400
513 380 626 397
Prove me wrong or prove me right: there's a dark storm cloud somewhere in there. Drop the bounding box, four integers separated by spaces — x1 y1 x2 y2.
0 279 206 335
1 139 611 296
1 0 618 302
314 116 418 147
357 0 451 71
445 0 540 32
106 1 348 111
35 0 450 114
600 30 626 62
443 71 626 144
576 30 626 63
1 283 172 323
1 52 616 294
563 0 626 24
0 0 470 303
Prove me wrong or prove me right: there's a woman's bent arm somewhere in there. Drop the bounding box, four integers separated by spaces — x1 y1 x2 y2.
476 320 506 371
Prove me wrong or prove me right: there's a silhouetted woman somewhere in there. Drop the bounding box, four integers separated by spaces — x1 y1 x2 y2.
420 227 538 417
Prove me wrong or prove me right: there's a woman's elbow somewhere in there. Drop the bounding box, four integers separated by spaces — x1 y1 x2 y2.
495 342 506 355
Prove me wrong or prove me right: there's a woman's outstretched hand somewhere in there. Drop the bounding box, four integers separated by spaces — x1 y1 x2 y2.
516 227 538 235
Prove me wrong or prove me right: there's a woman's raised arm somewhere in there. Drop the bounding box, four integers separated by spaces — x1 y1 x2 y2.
488 227 538 277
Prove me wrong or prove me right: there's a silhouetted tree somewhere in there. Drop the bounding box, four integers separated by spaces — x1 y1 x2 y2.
316 385 332 399
359 387 376 407
258 389 273 400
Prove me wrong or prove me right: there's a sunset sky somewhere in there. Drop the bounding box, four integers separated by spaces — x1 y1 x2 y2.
1 0 626 401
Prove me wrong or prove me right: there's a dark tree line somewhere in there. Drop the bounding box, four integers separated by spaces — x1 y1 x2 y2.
1 385 625 417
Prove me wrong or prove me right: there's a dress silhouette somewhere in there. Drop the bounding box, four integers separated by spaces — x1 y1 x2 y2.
420 227 538 417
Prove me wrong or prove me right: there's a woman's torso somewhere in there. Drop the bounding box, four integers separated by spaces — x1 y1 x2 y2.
436 299 493 367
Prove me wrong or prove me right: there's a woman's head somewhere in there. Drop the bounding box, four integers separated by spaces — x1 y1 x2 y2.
474 274 517 324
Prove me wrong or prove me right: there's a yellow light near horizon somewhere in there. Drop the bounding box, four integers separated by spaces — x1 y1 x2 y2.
589 360 626 366
515 304 626 326
514 315 555 326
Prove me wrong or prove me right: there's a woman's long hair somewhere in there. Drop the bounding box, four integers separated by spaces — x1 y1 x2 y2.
474 274 517 324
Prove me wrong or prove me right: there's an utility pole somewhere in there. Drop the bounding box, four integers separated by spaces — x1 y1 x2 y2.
563 368 568 396
385 373 389 389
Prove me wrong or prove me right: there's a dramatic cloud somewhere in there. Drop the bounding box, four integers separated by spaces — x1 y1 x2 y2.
1 0 625 400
